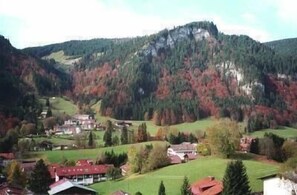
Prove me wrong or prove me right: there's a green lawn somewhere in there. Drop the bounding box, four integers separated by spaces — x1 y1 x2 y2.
39 96 78 116
31 141 165 163
91 156 278 194
249 126 297 138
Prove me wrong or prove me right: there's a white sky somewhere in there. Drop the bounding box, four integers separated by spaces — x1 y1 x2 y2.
0 0 297 48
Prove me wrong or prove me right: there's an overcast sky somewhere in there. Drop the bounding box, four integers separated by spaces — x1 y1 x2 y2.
0 0 297 49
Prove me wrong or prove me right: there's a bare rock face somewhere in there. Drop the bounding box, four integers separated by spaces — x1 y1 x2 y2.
141 22 214 57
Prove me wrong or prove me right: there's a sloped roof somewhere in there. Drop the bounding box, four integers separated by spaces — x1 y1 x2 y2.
170 143 196 151
49 164 113 178
191 177 222 195
0 153 15 160
48 178 97 195
169 155 182 164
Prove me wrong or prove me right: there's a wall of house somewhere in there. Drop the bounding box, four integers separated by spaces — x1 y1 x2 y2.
264 177 296 195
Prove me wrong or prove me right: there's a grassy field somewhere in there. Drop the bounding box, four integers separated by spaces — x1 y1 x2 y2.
39 96 78 116
31 141 166 163
249 126 297 138
42 50 81 68
91 155 279 194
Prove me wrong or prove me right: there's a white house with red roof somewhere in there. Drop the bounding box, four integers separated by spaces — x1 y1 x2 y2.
49 163 113 185
167 142 197 163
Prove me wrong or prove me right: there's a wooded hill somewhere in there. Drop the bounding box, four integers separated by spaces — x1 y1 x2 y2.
0 35 71 133
3 21 297 131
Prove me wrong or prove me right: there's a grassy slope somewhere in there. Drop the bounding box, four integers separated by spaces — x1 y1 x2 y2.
42 50 81 67
249 126 297 138
39 96 78 116
91 156 278 194
31 141 166 163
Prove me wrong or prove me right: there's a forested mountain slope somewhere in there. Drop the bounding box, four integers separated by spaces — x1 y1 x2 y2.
0 35 71 133
265 38 297 57
19 21 297 129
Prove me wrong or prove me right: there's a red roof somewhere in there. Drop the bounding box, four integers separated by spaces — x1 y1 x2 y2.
191 177 222 195
0 153 15 160
169 155 182 164
49 164 113 178
0 183 26 195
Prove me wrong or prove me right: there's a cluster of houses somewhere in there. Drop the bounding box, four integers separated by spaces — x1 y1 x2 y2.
51 114 99 135
50 114 133 136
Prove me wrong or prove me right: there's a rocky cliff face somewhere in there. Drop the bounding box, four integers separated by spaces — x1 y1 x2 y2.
142 22 216 57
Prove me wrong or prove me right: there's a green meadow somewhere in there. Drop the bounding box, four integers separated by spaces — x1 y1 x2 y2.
39 96 78 116
249 126 297 138
91 156 279 194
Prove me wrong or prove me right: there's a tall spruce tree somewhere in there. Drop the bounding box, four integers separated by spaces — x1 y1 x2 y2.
103 120 113 146
222 160 251 195
28 159 52 194
180 176 191 195
158 180 166 195
121 126 128 144
88 130 95 148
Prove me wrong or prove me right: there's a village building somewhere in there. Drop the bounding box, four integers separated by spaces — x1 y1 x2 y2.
48 178 97 195
114 121 132 128
0 153 15 167
49 163 113 185
167 142 197 163
260 173 297 195
240 136 255 152
53 114 97 135
120 164 130 176
191 176 223 195
54 124 81 135
0 183 32 195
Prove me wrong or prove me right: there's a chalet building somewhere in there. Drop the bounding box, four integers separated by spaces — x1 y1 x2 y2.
260 173 297 195
54 124 81 135
0 153 15 167
191 176 223 195
114 121 132 128
240 136 255 152
0 183 32 195
120 164 130 176
48 178 97 195
167 142 197 163
49 164 113 185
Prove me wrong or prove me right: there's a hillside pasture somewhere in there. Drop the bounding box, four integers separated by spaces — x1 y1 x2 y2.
91 155 279 194
31 141 166 163
249 126 297 138
39 96 77 116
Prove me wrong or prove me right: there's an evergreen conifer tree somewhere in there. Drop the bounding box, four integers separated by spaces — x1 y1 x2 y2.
222 160 251 195
28 159 52 194
180 176 191 195
158 180 166 195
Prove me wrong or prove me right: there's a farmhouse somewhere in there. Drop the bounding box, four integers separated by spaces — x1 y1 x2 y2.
0 153 15 167
167 142 197 162
191 176 223 195
48 178 97 195
54 124 81 135
49 164 113 185
240 136 255 152
260 173 297 195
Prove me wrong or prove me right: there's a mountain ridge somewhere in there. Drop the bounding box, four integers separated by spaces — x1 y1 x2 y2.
2 21 297 132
